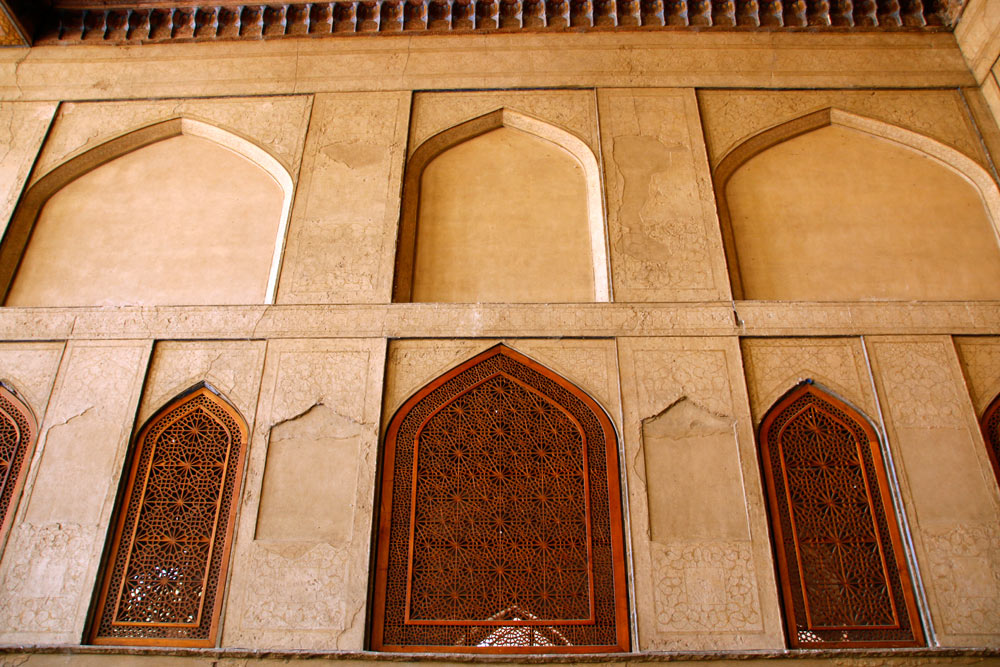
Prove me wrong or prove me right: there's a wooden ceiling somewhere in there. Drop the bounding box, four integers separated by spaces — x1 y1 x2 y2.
0 0 969 46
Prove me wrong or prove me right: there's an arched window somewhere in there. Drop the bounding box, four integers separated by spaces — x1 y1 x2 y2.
89 384 248 647
758 383 923 648
978 393 1000 490
0 383 36 544
371 345 628 652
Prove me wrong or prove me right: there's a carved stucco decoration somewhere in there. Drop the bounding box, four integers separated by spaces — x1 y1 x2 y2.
35 1 959 44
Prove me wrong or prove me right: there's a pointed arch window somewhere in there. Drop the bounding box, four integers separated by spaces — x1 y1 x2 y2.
372 345 628 653
0 383 37 543
978 393 1000 490
89 384 248 647
758 383 923 648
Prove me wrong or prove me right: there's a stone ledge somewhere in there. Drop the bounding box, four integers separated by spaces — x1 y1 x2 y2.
1 645 999 662
0 301 998 340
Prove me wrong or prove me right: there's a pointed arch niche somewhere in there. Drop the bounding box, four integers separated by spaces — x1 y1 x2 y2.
89 383 248 647
758 382 923 648
372 345 628 653
394 109 610 303
716 108 1000 301
2 118 294 307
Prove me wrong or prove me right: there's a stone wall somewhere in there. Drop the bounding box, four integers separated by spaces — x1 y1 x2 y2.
0 26 998 665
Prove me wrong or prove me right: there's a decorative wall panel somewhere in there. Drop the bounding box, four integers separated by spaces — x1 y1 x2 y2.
598 89 728 302
618 337 781 651
90 385 248 647
758 383 923 648
372 344 628 653
223 338 384 650
0 340 150 645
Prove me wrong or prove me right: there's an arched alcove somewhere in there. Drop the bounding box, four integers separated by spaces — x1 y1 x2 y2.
715 108 1000 301
758 382 923 648
2 118 294 307
89 382 248 647
394 109 610 304
372 344 628 652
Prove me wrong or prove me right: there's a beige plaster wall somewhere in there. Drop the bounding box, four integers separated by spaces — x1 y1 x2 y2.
276 92 408 304
29 96 311 190
0 341 65 553
956 337 1000 419
0 340 150 645
699 89 989 171
867 336 1000 646
409 89 601 159
741 337 879 426
383 338 622 432
411 127 594 303
599 89 729 302
0 102 56 239
0 33 974 104
725 125 1000 301
223 338 385 650
7 135 285 307
957 0 1000 85
617 337 782 651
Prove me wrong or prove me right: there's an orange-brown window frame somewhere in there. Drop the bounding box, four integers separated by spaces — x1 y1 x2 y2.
371 345 629 653
0 382 37 547
978 393 1000 490
758 383 923 649
89 384 248 647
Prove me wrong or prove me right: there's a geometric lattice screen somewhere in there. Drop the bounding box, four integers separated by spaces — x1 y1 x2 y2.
372 344 629 653
89 384 248 647
758 383 923 648
978 393 1000 491
0 383 36 541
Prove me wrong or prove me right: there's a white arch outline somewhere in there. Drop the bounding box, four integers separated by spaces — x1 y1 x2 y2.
714 108 1000 300
1 117 294 305
393 108 611 303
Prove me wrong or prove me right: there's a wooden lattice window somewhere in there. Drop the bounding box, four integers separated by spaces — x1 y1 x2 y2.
978 393 1000 490
372 345 629 653
758 383 923 648
89 384 248 647
0 383 37 543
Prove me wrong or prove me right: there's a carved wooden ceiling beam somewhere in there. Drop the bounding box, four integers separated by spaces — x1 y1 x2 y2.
15 0 968 45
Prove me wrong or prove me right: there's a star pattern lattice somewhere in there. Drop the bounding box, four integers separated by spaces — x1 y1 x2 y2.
409 375 592 623
94 389 244 642
377 348 625 651
0 388 33 534
762 387 921 647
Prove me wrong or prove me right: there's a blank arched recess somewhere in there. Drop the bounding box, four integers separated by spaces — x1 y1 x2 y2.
714 108 1000 301
0 117 294 305
393 108 610 303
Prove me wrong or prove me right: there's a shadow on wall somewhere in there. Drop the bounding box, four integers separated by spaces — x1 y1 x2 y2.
2 118 294 308
394 108 611 304
715 108 1000 302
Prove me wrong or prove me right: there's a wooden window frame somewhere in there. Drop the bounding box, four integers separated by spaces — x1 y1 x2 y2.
978 393 1000 491
758 383 924 649
88 384 248 647
371 345 629 653
0 382 37 548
